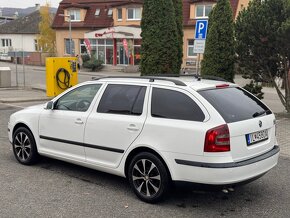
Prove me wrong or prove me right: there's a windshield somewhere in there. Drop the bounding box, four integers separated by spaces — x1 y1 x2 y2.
199 87 272 123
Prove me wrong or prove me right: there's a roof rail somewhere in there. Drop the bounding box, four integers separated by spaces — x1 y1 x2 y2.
145 74 228 82
92 76 187 86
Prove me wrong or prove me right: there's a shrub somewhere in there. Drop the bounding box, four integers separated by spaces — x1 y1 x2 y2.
243 80 264 99
82 56 103 71
81 54 91 63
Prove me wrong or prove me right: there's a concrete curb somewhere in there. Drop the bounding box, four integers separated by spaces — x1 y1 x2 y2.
0 98 51 103
0 86 50 103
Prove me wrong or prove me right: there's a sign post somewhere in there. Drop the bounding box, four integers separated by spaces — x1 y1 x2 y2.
194 20 208 75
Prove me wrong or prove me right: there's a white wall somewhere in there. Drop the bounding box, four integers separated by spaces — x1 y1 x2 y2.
0 34 37 53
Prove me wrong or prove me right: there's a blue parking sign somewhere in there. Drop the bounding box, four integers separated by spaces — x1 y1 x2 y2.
195 20 208 40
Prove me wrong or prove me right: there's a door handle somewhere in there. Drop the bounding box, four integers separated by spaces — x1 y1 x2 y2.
75 118 84 125
127 124 139 131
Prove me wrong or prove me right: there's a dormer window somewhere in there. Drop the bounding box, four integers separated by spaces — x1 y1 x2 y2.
127 8 141 20
68 9 81 21
196 4 213 18
108 8 113 16
95 8 100 16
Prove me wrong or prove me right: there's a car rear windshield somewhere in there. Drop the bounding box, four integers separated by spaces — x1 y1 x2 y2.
198 87 272 123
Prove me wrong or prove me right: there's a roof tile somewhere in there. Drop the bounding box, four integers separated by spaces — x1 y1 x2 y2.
0 10 41 34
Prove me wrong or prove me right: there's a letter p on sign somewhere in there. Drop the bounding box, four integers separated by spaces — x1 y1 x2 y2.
195 20 208 40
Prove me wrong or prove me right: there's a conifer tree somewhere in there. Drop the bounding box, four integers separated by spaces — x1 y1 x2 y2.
172 0 184 74
140 0 179 75
201 0 235 82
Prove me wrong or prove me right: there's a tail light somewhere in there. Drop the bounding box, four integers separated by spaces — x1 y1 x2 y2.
204 124 230 152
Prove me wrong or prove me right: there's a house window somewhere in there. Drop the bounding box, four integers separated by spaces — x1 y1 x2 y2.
1 39 12 47
95 9 100 16
187 40 197 57
34 39 39 51
65 39 75 55
196 4 213 18
117 8 122 20
127 8 141 20
108 8 113 16
69 9 81 21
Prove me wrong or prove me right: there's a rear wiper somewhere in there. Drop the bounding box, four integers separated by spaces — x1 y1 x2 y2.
252 110 270 118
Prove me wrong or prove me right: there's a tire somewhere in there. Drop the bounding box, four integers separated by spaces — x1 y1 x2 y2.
12 127 39 165
128 152 170 203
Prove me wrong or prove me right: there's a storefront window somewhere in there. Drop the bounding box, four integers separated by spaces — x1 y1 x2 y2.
80 38 142 65
79 39 114 65
98 39 105 45
106 46 113 64
134 46 141 65
134 39 142 45
97 46 105 63
106 39 113 45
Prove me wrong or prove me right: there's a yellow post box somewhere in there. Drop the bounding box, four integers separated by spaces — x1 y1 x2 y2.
46 57 78 97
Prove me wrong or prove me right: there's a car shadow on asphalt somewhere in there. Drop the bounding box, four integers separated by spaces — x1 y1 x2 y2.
32 156 268 209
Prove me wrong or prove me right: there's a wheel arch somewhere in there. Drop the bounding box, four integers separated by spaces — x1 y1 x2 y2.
12 123 38 151
124 146 172 181
13 122 32 137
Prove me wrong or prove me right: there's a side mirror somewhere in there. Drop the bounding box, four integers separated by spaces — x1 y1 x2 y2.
45 101 54 110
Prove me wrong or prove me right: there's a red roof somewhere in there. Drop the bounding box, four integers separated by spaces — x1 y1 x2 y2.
52 0 240 29
52 0 143 29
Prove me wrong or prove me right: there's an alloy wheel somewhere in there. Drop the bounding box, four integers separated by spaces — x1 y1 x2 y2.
132 159 161 197
14 132 32 161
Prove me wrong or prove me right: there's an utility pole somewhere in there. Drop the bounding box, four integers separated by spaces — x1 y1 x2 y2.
59 12 72 56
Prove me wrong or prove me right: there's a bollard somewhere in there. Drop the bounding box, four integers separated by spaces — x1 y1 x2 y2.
0 67 11 87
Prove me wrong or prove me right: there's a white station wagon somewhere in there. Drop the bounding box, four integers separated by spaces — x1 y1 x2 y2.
8 76 279 203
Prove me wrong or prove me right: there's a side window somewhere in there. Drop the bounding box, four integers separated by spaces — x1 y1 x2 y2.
55 84 102 112
151 88 205 122
97 84 146 115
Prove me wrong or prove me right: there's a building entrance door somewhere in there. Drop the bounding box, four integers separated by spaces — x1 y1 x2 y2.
117 43 129 65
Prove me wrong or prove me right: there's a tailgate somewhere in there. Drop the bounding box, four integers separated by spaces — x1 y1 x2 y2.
228 114 276 161
198 86 277 162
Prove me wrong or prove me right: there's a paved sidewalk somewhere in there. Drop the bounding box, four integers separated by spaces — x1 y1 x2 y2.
276 114 290 158
0 88 50 103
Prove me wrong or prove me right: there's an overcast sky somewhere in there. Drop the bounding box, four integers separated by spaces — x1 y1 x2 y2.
0 0 62 9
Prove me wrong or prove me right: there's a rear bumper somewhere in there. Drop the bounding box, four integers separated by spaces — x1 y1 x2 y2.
175 146 280 168
169 146 279 185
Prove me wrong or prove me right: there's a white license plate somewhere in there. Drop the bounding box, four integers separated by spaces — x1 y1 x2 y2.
246 129 269 146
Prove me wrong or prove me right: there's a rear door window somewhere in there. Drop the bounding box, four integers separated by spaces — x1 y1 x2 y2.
199 87 272 123
97 84 146 115
151 87 205 122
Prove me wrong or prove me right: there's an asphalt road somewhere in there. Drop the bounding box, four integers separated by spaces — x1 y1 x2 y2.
0 101 290 218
